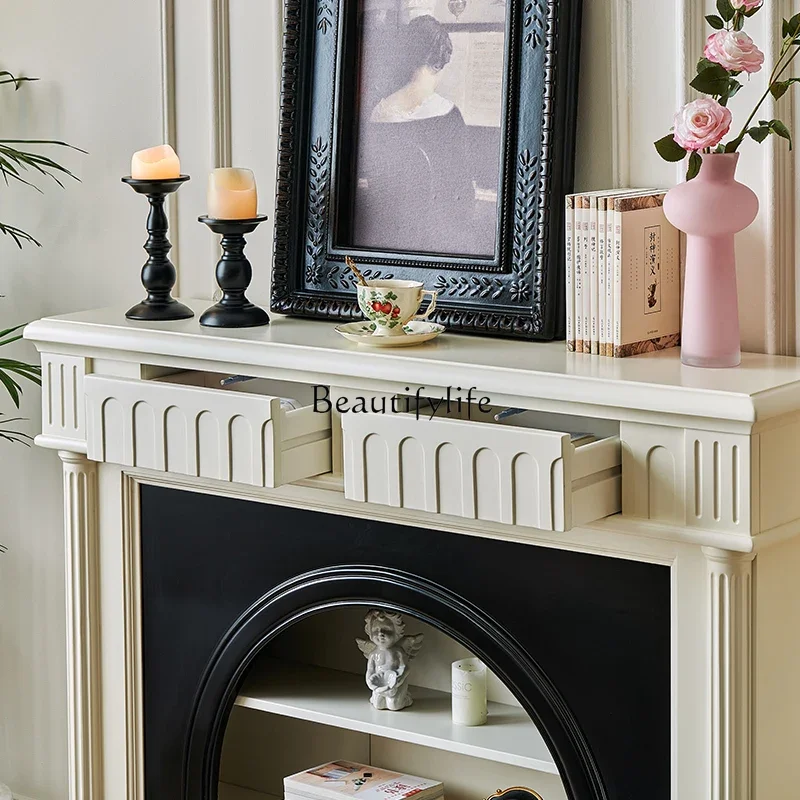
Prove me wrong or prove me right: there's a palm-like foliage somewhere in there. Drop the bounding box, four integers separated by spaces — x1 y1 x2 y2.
1 70 84 247
0 324 41 446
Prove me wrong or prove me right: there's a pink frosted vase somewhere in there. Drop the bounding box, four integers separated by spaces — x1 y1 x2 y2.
663 153 758 369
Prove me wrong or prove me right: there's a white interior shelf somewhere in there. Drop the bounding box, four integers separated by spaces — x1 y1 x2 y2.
235 659 558 775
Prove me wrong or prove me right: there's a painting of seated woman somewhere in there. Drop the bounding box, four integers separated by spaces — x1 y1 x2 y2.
350 0 507 258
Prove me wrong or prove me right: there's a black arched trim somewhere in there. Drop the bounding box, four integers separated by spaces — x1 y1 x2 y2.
183 566 608 800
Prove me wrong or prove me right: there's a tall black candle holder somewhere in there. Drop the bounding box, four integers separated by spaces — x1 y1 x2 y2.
198 215 270 328
122 175 193 321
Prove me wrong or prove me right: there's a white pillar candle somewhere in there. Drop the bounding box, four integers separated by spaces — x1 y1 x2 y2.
207 168 258 220
131 145 181 180
452 657 488 726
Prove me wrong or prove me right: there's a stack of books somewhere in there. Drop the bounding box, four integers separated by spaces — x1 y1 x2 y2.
284 762 444 800
565 189 681 358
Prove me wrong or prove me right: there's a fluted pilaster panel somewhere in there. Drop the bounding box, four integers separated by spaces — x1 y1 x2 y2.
60 451 102 800
704 547 755 800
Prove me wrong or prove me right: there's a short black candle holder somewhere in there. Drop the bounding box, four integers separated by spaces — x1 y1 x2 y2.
122 175 194 321
198 215 270 328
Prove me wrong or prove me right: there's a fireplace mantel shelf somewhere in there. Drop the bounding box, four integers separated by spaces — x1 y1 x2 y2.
25 299 800 426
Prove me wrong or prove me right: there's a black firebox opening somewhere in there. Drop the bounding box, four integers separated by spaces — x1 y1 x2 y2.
139 485 670 800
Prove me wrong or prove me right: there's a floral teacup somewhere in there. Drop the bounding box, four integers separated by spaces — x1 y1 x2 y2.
357 280 438 336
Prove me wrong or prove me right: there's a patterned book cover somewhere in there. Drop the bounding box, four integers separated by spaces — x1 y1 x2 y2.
285 761 443 800
612 193 681 357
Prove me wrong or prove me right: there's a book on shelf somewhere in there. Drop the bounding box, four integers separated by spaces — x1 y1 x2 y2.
565 189 681 358
284 761 444 800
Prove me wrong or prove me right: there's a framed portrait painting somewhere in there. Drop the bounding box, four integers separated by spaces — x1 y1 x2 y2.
272 0 582 339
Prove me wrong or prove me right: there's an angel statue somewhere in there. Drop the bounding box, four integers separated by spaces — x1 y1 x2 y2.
356 610 424 711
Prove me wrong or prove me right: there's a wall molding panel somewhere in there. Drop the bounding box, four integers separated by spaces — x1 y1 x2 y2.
675 0 705 184
159 0 182 288
610 0 632 188
765 0 797 355
210 0 233 169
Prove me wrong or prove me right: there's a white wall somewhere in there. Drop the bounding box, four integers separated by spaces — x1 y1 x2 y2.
0 3 165 798
0 1 797 798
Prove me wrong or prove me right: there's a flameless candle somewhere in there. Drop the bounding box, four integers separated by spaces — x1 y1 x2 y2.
452 658 488 726
207 168 258 220
130 145 181 180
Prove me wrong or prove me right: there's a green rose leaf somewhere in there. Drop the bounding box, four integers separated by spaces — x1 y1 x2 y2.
771 77 800 101
654 134 688 163
686 152 702 181
788 13 800 37
747 125 771 143
733 14 745 31
691 64 732 96
717 0 735 23
769 119 793 150
706 14 725 29
697 57 717 74
727 79 743 99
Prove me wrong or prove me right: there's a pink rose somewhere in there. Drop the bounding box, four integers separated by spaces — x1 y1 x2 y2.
673 98 733 151
704 30 764 74
730 0 762 10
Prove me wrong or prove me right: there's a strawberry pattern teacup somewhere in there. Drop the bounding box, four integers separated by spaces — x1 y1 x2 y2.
357 279 438 336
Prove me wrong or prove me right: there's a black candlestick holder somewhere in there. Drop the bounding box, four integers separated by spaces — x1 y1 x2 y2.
122 175 194 321
197 215 270 328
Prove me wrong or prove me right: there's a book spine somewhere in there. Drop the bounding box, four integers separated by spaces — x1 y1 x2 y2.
605 199 616 356
565 196 575 351
581 196 591 354
613 199 623 357
597 197 607 357
589 197 599 355
574 197 584 352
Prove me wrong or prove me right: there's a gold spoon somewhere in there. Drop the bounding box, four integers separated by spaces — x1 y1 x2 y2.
345 256 368 287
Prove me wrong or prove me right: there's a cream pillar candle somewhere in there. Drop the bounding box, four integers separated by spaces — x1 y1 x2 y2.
207 168 258 220
130 145 181 180
452 657 488 726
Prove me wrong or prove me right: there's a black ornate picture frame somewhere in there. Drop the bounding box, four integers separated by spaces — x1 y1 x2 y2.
272 0 582 340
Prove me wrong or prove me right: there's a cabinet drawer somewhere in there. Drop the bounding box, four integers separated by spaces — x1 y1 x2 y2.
342 408 621 532
85 372 331 488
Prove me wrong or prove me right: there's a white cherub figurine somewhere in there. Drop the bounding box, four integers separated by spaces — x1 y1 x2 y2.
356 610 424 711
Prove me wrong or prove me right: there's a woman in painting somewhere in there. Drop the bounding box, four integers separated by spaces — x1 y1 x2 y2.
354 15 481 256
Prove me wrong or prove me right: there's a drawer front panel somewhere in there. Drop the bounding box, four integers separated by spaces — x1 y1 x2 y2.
85 375 331 488
342 412 574 531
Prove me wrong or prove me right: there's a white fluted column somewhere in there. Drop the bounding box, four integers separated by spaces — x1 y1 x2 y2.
60 451 102 800
703 547 755 800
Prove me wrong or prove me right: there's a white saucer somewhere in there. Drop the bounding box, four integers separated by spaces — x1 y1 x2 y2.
335 320 446 347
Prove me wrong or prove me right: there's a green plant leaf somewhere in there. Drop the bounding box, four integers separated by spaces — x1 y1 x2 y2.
686 152 703 181
717 0 735 23
747 125 771 143
697 57 717 74
769 119 793 149
0 221 41 248
788 13 800 38
727 79 743 99
771 77 800 100
733 13 745 31
654 134 688 162
691 64 732 96
0 370 22 408
706 14 725 29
